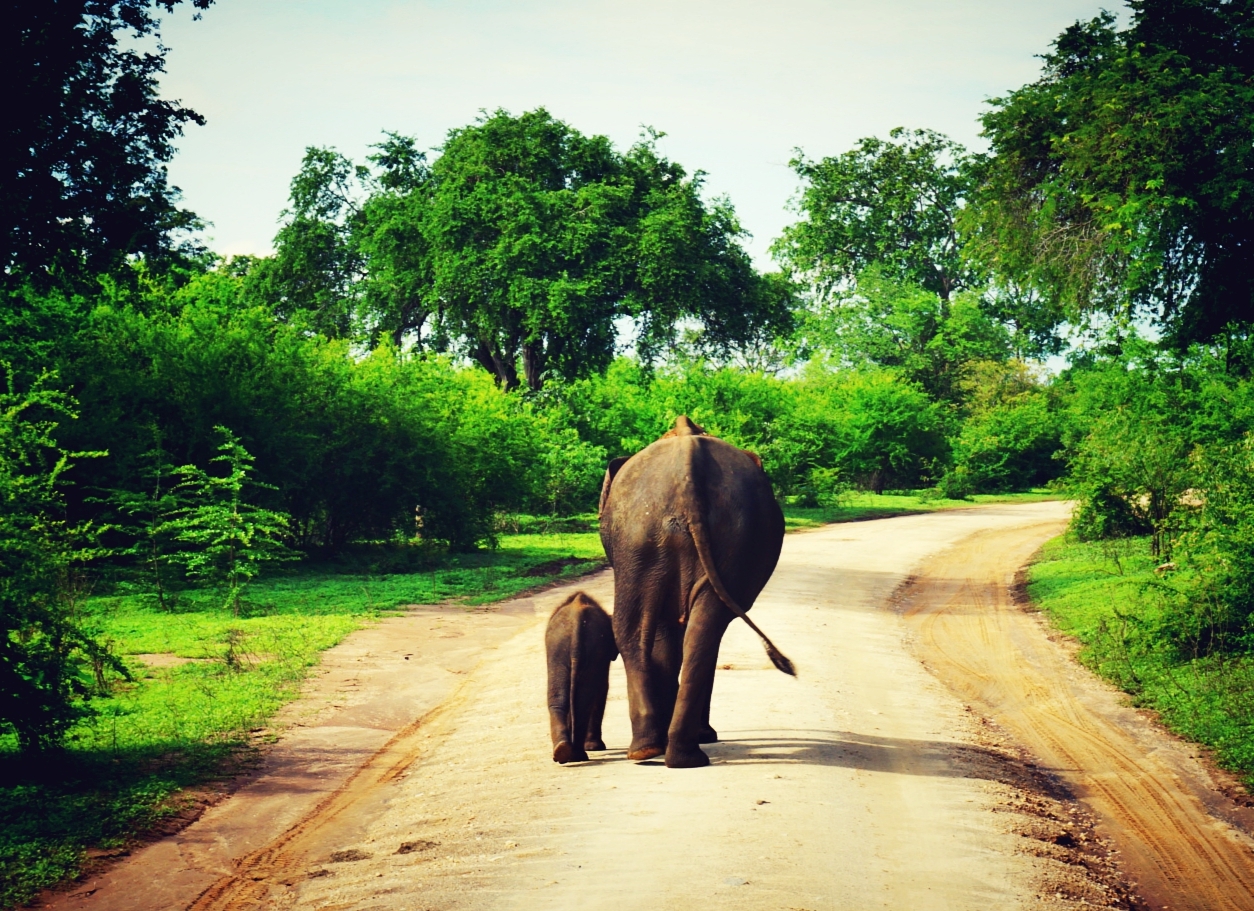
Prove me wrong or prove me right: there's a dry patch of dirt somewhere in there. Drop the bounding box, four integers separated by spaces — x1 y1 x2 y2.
967 711 1142 910
521 556 598 577
128 653 207 668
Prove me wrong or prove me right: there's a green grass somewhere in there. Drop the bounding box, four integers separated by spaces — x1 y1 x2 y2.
782 489 1061 530
1026 535 1254 788
0 529 606 909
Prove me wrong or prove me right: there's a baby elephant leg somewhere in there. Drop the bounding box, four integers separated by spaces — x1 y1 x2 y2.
579 595 617 752
547 644 588 764
581 665 610 752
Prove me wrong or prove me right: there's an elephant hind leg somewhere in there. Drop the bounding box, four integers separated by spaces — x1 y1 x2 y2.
583 670 610 752
666 590 733 769
630 621 682 761
618 613 683 761
697 672 718 743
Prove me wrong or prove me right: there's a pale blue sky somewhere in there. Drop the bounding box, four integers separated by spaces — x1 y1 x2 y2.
160 0 1109 266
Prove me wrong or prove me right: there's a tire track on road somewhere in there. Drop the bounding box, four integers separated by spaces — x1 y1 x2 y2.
185 690 472 911
899 521 1254 911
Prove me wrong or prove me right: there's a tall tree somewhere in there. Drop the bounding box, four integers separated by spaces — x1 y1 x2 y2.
357 134 438 348
797 268 1010 406
3 0 213 288
271 111 794 388
251 147 368 339
414 109 791 390
972 1 1254 353
773 128 983 302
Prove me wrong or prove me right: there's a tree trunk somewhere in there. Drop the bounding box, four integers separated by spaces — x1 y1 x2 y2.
474 340 519 390
521 341 545 391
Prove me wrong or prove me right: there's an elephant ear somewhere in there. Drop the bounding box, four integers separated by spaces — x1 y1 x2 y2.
598 457 630 519
742 449 763 470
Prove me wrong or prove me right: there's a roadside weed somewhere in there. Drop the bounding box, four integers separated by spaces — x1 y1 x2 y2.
1028 535 1254 786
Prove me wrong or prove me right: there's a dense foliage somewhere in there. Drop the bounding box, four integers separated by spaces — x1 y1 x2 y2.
1057 343 1254 654
971 0 1254 350
260 110 796 389
4 0 212 289
0 376 121 752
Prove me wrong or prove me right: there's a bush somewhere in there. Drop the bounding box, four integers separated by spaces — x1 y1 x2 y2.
1059 355 1199 557
553 357 948 499
0 375 122 752
799 466 851 507
533 425 607 516
163 427 298 615
937 465 974 500
792 368 947 493
1170 435 1254 654
949 392 1061 493
55 279 579 551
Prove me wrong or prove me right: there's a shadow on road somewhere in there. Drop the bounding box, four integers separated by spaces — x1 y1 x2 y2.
561 729 1027 781
709 729 1017 779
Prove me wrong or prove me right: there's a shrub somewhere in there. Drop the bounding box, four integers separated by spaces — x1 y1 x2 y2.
0 375 122 752
163 427 298 615
1061 358 1195 557
56 284 569 551
949 392 1061 492
1170 435 1254 654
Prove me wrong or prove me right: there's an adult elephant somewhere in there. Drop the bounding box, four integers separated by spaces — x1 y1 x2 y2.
598 415 794 768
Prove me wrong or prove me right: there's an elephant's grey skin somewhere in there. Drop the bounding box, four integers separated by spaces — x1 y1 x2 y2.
546 591 618 764
598 415 791 769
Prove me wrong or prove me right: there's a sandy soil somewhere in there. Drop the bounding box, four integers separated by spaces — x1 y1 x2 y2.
40 502 1254 910
898 516 1254 911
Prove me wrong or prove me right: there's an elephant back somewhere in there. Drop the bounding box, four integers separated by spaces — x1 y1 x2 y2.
601 429 784 606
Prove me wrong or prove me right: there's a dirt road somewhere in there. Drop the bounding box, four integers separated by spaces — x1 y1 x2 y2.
45 503 1254 910
899 518 1254 910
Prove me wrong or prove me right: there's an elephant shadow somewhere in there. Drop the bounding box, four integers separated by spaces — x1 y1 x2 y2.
691 729 1037 782
560 730 1046 786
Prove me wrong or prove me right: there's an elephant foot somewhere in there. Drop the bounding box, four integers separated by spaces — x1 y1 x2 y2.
665 744 710 768
584 738 607 752
698 726 719 744
627 744 665 762
553 741 588 764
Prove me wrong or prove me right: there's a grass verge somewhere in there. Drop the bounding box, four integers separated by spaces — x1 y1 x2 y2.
1026 534 1254 788
0 530 605 909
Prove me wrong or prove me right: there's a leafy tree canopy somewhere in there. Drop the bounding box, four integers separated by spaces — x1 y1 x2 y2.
972 0 1254 353
773 128 983 302
264 109 794 389
795 268 1011 407
4 0 213 289
250 147 369 339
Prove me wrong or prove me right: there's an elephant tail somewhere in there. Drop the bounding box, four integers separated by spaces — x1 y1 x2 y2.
568 610 583 737
685 517 796 677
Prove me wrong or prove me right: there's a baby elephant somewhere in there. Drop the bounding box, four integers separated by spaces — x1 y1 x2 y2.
546 591 618 764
